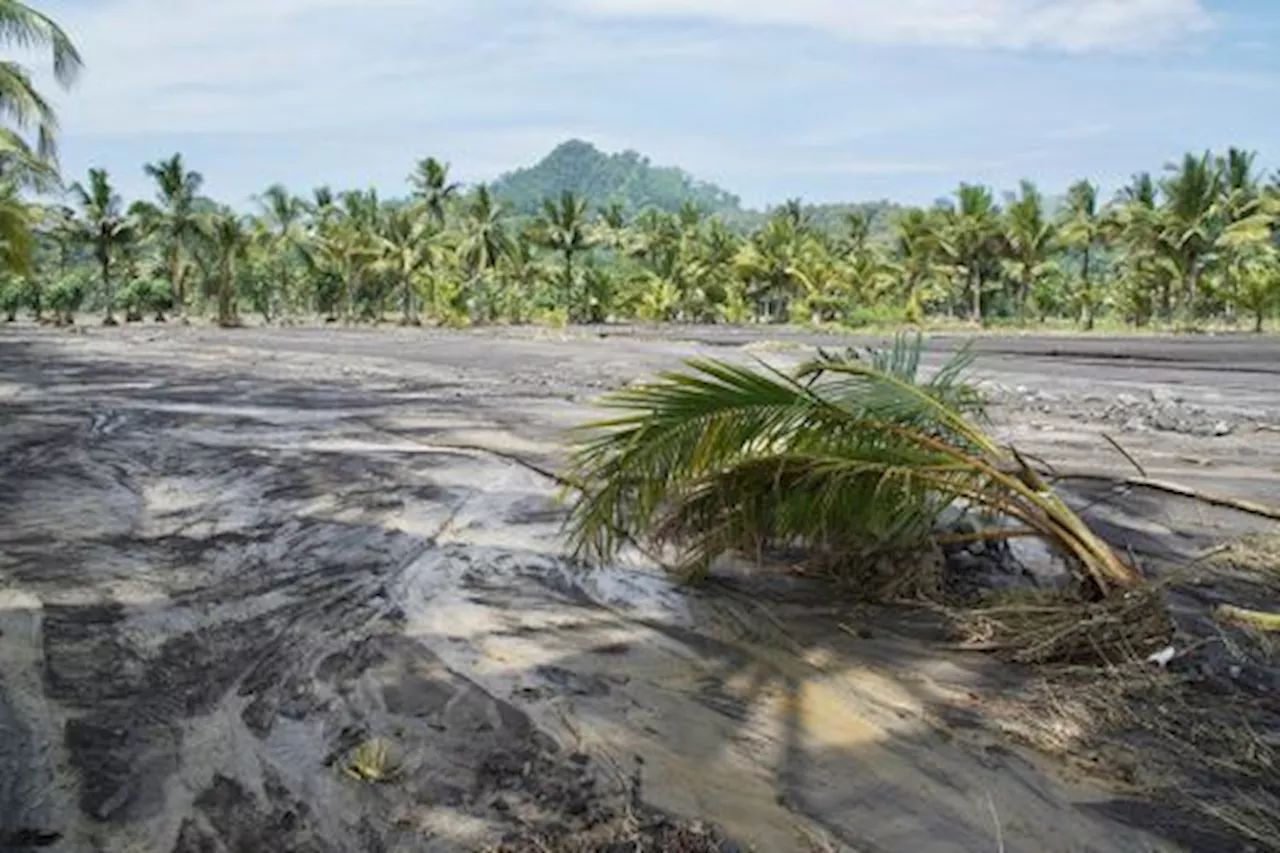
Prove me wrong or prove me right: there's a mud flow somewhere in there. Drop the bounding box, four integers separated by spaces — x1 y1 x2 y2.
4 327 1279 852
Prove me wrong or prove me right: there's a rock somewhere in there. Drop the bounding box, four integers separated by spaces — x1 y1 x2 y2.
1213 421 1234 437
1122 417 1147 432
1149 388 1183 405
1115 393 1140 407
1007 537 1073 590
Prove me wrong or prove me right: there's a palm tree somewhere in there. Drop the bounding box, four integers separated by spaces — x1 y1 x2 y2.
1159 151 1223 322
0 179 32 276
1058 180 1105 330
494 233 547 324
1228 251 1278 333
536 190 592 303
372 205 436 325
891 208 945 323
563 334 1140 595
69 168 131 325
593 200 630 253
200 210 248 327
308 189 382 322
255 184 307 315
0 0 82 162
0 1 81 275
942 183 1000 324
1003 180 1057 323
136 153 204 315
457 186 512 321
1109 172 1165 325
733 210 811 321
409 157 460 226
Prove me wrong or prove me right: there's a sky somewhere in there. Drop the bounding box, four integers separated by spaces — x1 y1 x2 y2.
31 0 1280 209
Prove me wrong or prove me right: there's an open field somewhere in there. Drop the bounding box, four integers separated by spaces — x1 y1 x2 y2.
2 324 1279 853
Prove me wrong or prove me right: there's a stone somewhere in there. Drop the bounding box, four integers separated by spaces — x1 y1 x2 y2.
1122 417 1147 432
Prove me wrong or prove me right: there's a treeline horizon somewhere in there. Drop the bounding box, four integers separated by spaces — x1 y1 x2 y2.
4 143 1274 333
2 3 1277 336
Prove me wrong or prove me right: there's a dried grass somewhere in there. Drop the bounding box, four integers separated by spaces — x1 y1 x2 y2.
805 543 945 602
478 813 732 853
1213 532 1280 576
950 585 1173 665
997 663 1279 850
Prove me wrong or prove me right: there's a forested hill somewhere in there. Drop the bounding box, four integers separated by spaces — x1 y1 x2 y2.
490 139 742 216
491 139 903 239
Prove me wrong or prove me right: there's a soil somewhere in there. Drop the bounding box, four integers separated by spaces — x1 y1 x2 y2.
2 323 1279 853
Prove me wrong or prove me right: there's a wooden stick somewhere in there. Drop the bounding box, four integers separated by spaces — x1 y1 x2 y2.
1214 604 1280 633
1051 473 1280 521
1101 432 1148 478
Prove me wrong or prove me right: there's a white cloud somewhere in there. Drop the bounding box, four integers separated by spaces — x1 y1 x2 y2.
40 0 713 136
563 0 1213 51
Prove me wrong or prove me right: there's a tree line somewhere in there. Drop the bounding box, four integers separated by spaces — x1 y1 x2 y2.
1 4 1276 333
12 148 1274 332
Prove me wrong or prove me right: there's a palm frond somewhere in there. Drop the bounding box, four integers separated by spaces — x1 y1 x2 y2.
563 333 1140 594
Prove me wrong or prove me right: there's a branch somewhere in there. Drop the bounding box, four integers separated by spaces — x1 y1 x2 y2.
1052 472 1280 521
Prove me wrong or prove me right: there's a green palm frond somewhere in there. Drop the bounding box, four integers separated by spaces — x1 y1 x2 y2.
564 334 1139 593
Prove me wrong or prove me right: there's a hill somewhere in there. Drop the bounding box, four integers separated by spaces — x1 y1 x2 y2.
490 139 742 217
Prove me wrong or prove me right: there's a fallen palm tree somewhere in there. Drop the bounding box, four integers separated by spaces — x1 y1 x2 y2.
563 333 1142 596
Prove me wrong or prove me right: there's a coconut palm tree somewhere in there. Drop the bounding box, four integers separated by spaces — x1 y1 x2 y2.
200 210 249 327
409 157 460 227
0 1 80 274
536 190 592 304
134 153 204 315
493 233 547 324
372 205 436 325
0 0 82 162
69 168 132 325
593 200 630 253
941 184 1001 324
255 184 307 315
1058 180 1106 330
1158 151 1223 322
458 187 511 278
0 178 32 276
1003 180 1057 323
1227 250 1278 333
1109 172 1165 325
563 334 1140 595
891 208 946 324
733 210 811 321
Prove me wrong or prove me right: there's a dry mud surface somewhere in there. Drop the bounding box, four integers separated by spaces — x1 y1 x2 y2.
2 325 1279 853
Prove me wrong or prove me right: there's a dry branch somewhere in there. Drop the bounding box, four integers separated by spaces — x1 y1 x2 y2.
1050 472 1280 521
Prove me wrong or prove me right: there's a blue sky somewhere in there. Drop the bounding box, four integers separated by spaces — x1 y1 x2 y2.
35 0 1279 209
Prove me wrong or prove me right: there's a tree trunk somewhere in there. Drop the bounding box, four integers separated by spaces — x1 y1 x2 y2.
1019 269 1031 324
401 277 415 326
218 262 237 327
1080 248 1093 331
969 270 982 324
1256 309 1265 334
100 250 116 325
1183 264 1200 324
169 245 184 315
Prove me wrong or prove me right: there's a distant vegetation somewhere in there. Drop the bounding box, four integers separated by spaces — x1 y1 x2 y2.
491 139 741 218
0 5 1277 333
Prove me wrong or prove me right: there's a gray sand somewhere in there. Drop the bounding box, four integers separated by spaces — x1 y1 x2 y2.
2 325 1278 852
